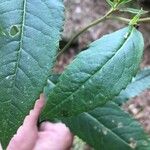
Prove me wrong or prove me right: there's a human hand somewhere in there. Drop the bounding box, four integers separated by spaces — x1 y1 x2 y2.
7 95 73 150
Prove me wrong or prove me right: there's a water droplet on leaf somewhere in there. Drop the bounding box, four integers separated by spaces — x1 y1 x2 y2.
142 141 148 146
89 101 92 104
94 126 97 130
70 96 74 100
112 120 115 123
6 76 10 80
81 85 85 89
102 128 108 135
124 32 129 39
117 122 123 128
89 79 92 83
129 138 137 149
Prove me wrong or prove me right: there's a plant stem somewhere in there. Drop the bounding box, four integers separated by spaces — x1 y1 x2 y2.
58 8 150 57
108 16 150 24
57 8 114 57
107 16 130 23
139 17 150 23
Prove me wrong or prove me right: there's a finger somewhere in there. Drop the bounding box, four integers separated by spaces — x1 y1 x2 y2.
16 125 23 134
39 122 55 132
0 142 2 150
23 94 45 127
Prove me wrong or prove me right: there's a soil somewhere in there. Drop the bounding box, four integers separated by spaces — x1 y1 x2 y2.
55 0 150 149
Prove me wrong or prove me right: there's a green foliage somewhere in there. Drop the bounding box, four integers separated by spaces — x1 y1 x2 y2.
0 0 150 149
42 26 144 120
106 0 133 8
106 0 114 7
114 67 150 105
63 102 150 150
129 9 145 25
44 70 150 150
0 0 64 147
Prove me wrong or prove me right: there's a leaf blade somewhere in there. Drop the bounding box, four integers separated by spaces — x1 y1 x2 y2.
106 0 114 7
63 102 150 150
0 0 64 147
42 26 144 119
114 67 150 105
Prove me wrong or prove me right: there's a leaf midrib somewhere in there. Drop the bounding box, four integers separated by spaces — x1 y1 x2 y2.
135 71 150 82
85 112 131 149
12 0 27 88
47 27 134 116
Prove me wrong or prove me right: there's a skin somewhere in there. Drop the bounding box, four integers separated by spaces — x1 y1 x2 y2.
0 143 2 150
6 95 73 150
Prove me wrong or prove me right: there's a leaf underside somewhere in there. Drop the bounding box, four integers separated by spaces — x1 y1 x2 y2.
0 0 64 147
42 26 144 119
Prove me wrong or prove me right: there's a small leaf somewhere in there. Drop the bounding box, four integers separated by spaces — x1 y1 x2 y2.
109 0 132 7
106 0 114 7
63 102 150 150
117 0 133 5
129 9 144 25
114 67 150 105
42 26 144 119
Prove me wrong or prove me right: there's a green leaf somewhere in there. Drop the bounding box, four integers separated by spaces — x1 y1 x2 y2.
119 8 149 15
114 67 150 105
109 0 132 7
42 26 144 120
43 74 150 150
63 102 150 150
129 9 144 25
115 0 132 5
119 0 133 4
106 0 114 7
0 0 64 147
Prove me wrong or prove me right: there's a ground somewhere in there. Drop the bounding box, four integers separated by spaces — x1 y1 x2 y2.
55 0 150 149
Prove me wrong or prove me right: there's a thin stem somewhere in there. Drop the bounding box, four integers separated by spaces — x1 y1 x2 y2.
108 16 150 24
58 9 150 57
57 8 115 57
139 17 150 23
107 16 130 23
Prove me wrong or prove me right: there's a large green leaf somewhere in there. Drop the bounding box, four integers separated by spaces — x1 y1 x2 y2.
63 102 150 150
42 26 144 119
0 0 64 147
45 68 150 107
114 67 150 105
